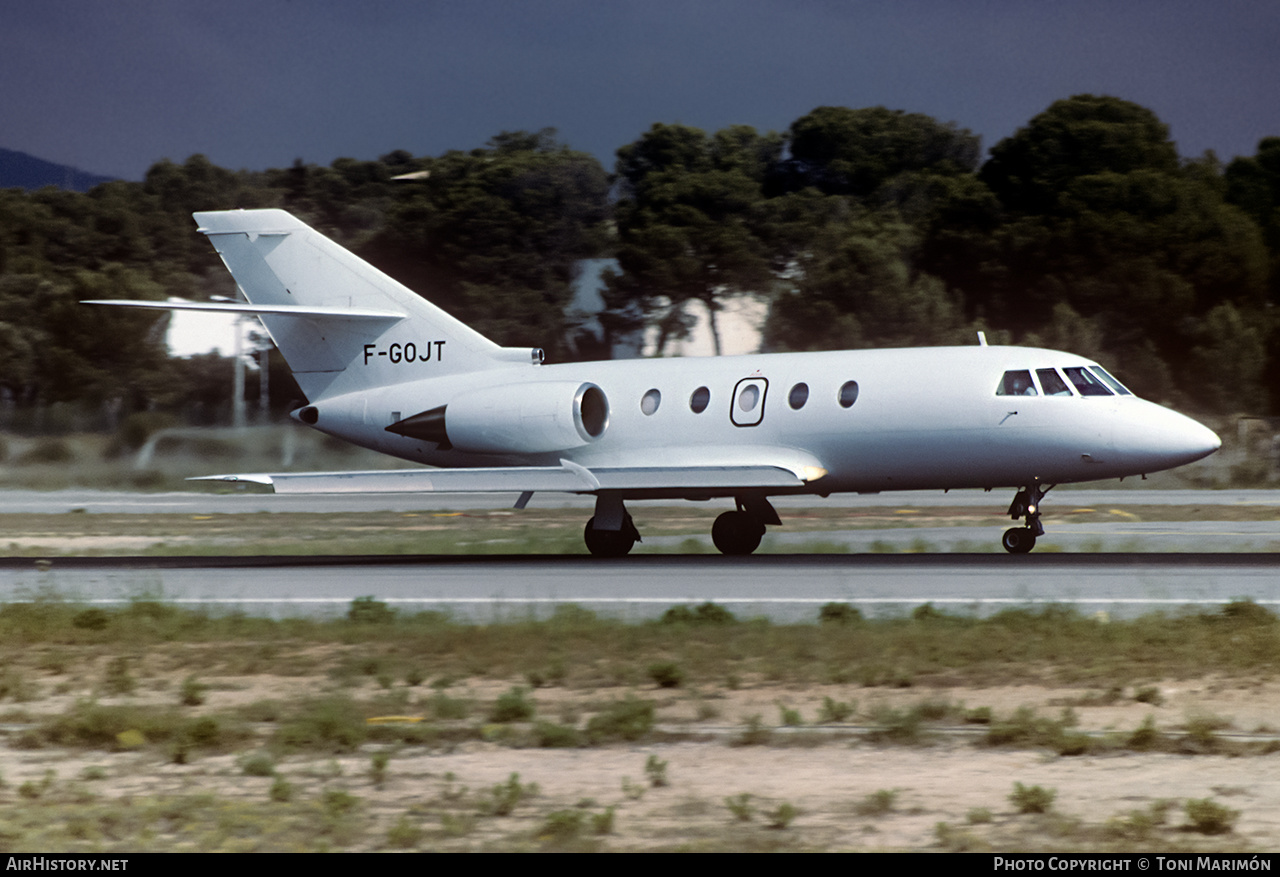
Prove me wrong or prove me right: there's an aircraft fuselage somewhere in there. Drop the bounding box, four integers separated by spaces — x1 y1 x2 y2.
306 344 1220 498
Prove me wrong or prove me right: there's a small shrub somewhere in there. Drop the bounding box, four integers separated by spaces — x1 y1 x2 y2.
101 657 135 696
592 806 616 835
273 696 367 753
179 675 207 707
72 609 109 631
585 696 654 743
817 696 854 723
1182 713 1231 750
482 773 537 816
644 754 668 787
767 801 797 829
489 687 535 723
347 595 396 624
984 706 1067 750
661 602 736 625
866 705 924 744
1127 715 1164 751
387 814 423 848
778 703 803 726
240 751 276 777
426 691 470 721
819 602 861 624
538 809 585 845
725 792 753 822
534 721 581 748
80 766 107 781
1134 685 1164 706
964 706 993 724
856 788 897 816
1010 782 1056 814
647 662 685 688
967 807 993 824
734 714 772 746
269 776 293 802
370 751 390 787
1219 599 1273 625
0 667 37 703
322 789 360 817
1184 798 1239 835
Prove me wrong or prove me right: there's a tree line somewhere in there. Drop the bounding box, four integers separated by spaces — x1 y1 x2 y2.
1 94 1278 432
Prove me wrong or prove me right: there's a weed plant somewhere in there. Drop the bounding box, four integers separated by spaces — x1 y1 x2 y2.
725 793 753 822
767 802 798 829
644 755 669 787
481 773 538 817
489 687 535 723
585 696 654 743
855 789 897 816
1183 798 1239 835
1010 782 1057 814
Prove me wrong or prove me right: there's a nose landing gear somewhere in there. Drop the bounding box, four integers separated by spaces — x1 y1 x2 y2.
1002 483 1052 554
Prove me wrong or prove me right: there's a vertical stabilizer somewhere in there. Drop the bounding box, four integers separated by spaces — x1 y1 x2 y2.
194 209 536 400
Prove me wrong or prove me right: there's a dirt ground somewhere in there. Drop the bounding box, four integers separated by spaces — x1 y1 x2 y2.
3 671 1278 851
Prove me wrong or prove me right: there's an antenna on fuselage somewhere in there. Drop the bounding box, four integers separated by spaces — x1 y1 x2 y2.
977 331 988 347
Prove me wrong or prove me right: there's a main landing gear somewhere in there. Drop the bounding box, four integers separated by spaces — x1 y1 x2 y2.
583 494 780 557
1002 484 1053 554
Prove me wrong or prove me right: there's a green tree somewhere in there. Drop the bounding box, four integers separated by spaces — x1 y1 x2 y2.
781 105 981 200
361 130 610 359
608 123 781 355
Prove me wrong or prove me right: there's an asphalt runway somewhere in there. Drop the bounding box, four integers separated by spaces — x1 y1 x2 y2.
4 487 1280 514
3 553 1277 623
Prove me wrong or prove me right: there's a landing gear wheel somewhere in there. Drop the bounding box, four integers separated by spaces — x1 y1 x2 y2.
584 516 637 557
712 511 765 556
1002 527 1036 555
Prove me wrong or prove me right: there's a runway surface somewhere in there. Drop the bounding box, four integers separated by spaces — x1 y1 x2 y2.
3 553 1277 623
5 487 1280 514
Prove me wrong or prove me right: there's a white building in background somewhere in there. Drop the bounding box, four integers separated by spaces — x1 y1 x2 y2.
570 258 766 360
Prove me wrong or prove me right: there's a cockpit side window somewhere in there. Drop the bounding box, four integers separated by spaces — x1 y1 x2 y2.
1036 368 1072 396
1089 366 1132 395
1063 366 1113 396
996 370 1038 396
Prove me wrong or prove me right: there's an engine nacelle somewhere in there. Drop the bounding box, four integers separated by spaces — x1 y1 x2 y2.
387 381 609 454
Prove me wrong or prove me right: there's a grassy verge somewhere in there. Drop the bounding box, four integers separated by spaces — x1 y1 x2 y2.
0 596 1276 851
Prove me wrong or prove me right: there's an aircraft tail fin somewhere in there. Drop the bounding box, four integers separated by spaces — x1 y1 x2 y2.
192 209 541 401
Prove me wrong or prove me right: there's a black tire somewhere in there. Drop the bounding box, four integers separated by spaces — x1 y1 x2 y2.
712 511 765 556
1001 527 1036 554
584 516 636 557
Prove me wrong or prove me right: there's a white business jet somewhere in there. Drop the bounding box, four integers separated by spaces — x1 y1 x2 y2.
86 209 1221 555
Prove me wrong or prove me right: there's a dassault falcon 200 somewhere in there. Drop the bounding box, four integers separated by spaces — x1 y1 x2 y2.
86 208 1221 556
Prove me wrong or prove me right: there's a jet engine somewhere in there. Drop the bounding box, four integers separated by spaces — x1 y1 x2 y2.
386 381 609 454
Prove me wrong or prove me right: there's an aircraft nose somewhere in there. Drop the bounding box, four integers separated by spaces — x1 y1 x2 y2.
1116 403 1220 470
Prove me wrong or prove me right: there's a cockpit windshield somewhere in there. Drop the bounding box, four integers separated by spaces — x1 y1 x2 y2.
996 370 1038 396
1089 366 1132 395
1063 367 1112 396
1036 368 1071 396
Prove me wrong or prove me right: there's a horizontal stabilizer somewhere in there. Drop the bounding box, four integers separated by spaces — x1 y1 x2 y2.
190 461 810 495
81 299 405 321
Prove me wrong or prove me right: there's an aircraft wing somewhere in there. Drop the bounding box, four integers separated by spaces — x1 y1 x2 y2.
190 458 815 494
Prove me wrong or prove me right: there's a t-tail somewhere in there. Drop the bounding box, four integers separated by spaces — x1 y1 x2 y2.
193 209 542 400
88 209 542 402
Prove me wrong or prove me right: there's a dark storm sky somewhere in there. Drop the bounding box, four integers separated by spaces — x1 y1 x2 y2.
4 0 1279 180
